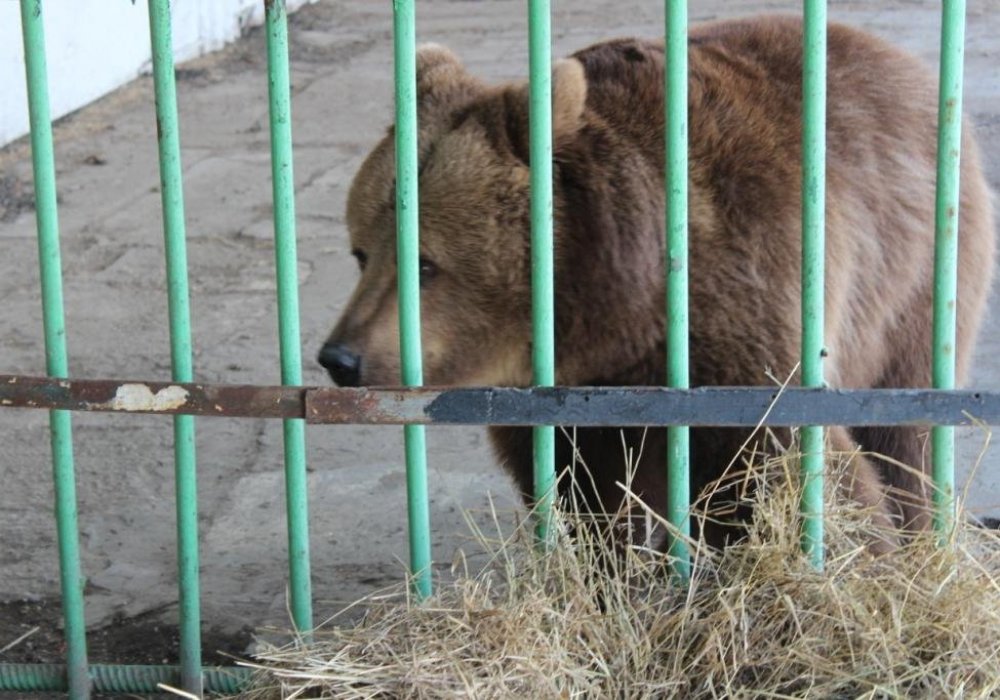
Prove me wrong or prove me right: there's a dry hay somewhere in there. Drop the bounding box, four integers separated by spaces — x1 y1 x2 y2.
236 442 1000 699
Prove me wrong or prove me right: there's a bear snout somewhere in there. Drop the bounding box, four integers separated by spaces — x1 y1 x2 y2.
318 343 362 387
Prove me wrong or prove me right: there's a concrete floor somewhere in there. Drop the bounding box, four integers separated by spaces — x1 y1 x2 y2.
1 0 998 655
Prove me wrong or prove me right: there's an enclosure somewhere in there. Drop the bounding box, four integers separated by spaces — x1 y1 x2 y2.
2 0 1000 697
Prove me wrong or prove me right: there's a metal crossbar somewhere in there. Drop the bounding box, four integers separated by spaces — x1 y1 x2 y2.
3 375 1000 427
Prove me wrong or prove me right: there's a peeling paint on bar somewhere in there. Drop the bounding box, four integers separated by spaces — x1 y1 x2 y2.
107 384 189 412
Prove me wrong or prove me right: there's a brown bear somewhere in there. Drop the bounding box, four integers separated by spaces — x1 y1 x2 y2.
319 16 995 551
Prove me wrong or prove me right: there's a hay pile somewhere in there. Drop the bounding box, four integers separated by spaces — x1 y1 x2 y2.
238 450 1000 699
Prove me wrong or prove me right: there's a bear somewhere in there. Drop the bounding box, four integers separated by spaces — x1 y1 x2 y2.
319 15 995 552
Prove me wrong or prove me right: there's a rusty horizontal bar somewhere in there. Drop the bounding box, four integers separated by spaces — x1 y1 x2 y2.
0 374 303 419
3 374 1000 427
305 385 1000 427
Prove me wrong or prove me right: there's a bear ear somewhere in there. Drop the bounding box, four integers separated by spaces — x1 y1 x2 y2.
416 43 463 89
505 57 588 162
414 43 481 122
551 58 587 141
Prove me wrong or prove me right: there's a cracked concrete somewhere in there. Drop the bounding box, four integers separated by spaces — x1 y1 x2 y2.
1 0 998 664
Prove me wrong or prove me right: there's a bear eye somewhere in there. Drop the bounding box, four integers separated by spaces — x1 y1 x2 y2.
351 249 367 272
419 257 437 288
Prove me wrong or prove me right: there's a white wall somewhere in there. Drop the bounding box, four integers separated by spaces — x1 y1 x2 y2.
0 0 314 147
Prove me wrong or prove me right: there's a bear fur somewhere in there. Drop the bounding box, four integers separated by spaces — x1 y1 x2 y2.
321 16 995 550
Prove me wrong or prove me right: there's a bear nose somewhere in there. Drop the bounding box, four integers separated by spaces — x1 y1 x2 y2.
318 343 362 387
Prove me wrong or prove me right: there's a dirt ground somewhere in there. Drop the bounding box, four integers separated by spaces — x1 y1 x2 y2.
1 0 999 675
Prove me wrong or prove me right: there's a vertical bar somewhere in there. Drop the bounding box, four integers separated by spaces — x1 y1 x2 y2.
528 0 556 543
800 0 827 570
664 0 691 581
392 0 432 599
146 2 202 693
18 2 90 697
264 0 315 629
932 0 967 539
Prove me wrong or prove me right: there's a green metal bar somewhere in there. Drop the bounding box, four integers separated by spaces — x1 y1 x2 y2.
146 2 202 693
18 2 90 697
392 0 432 600
800 0 827 570
528 0 556 544
664 0 691 581
932 0 967 539
264 0 315 630
0 663 251 695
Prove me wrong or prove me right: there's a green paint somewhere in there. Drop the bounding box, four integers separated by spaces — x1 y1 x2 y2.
0 663 251 695
393 0 433 599
665 0 691 581
800 0 827 570
18 1 90 696
146 3 203 692
932 0 968 539
528 0 556 544
264 0 315 630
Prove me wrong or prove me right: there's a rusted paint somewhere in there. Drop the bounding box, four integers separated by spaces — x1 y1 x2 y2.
305 387 433 424
0 374 303 418
4 374 1000 427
